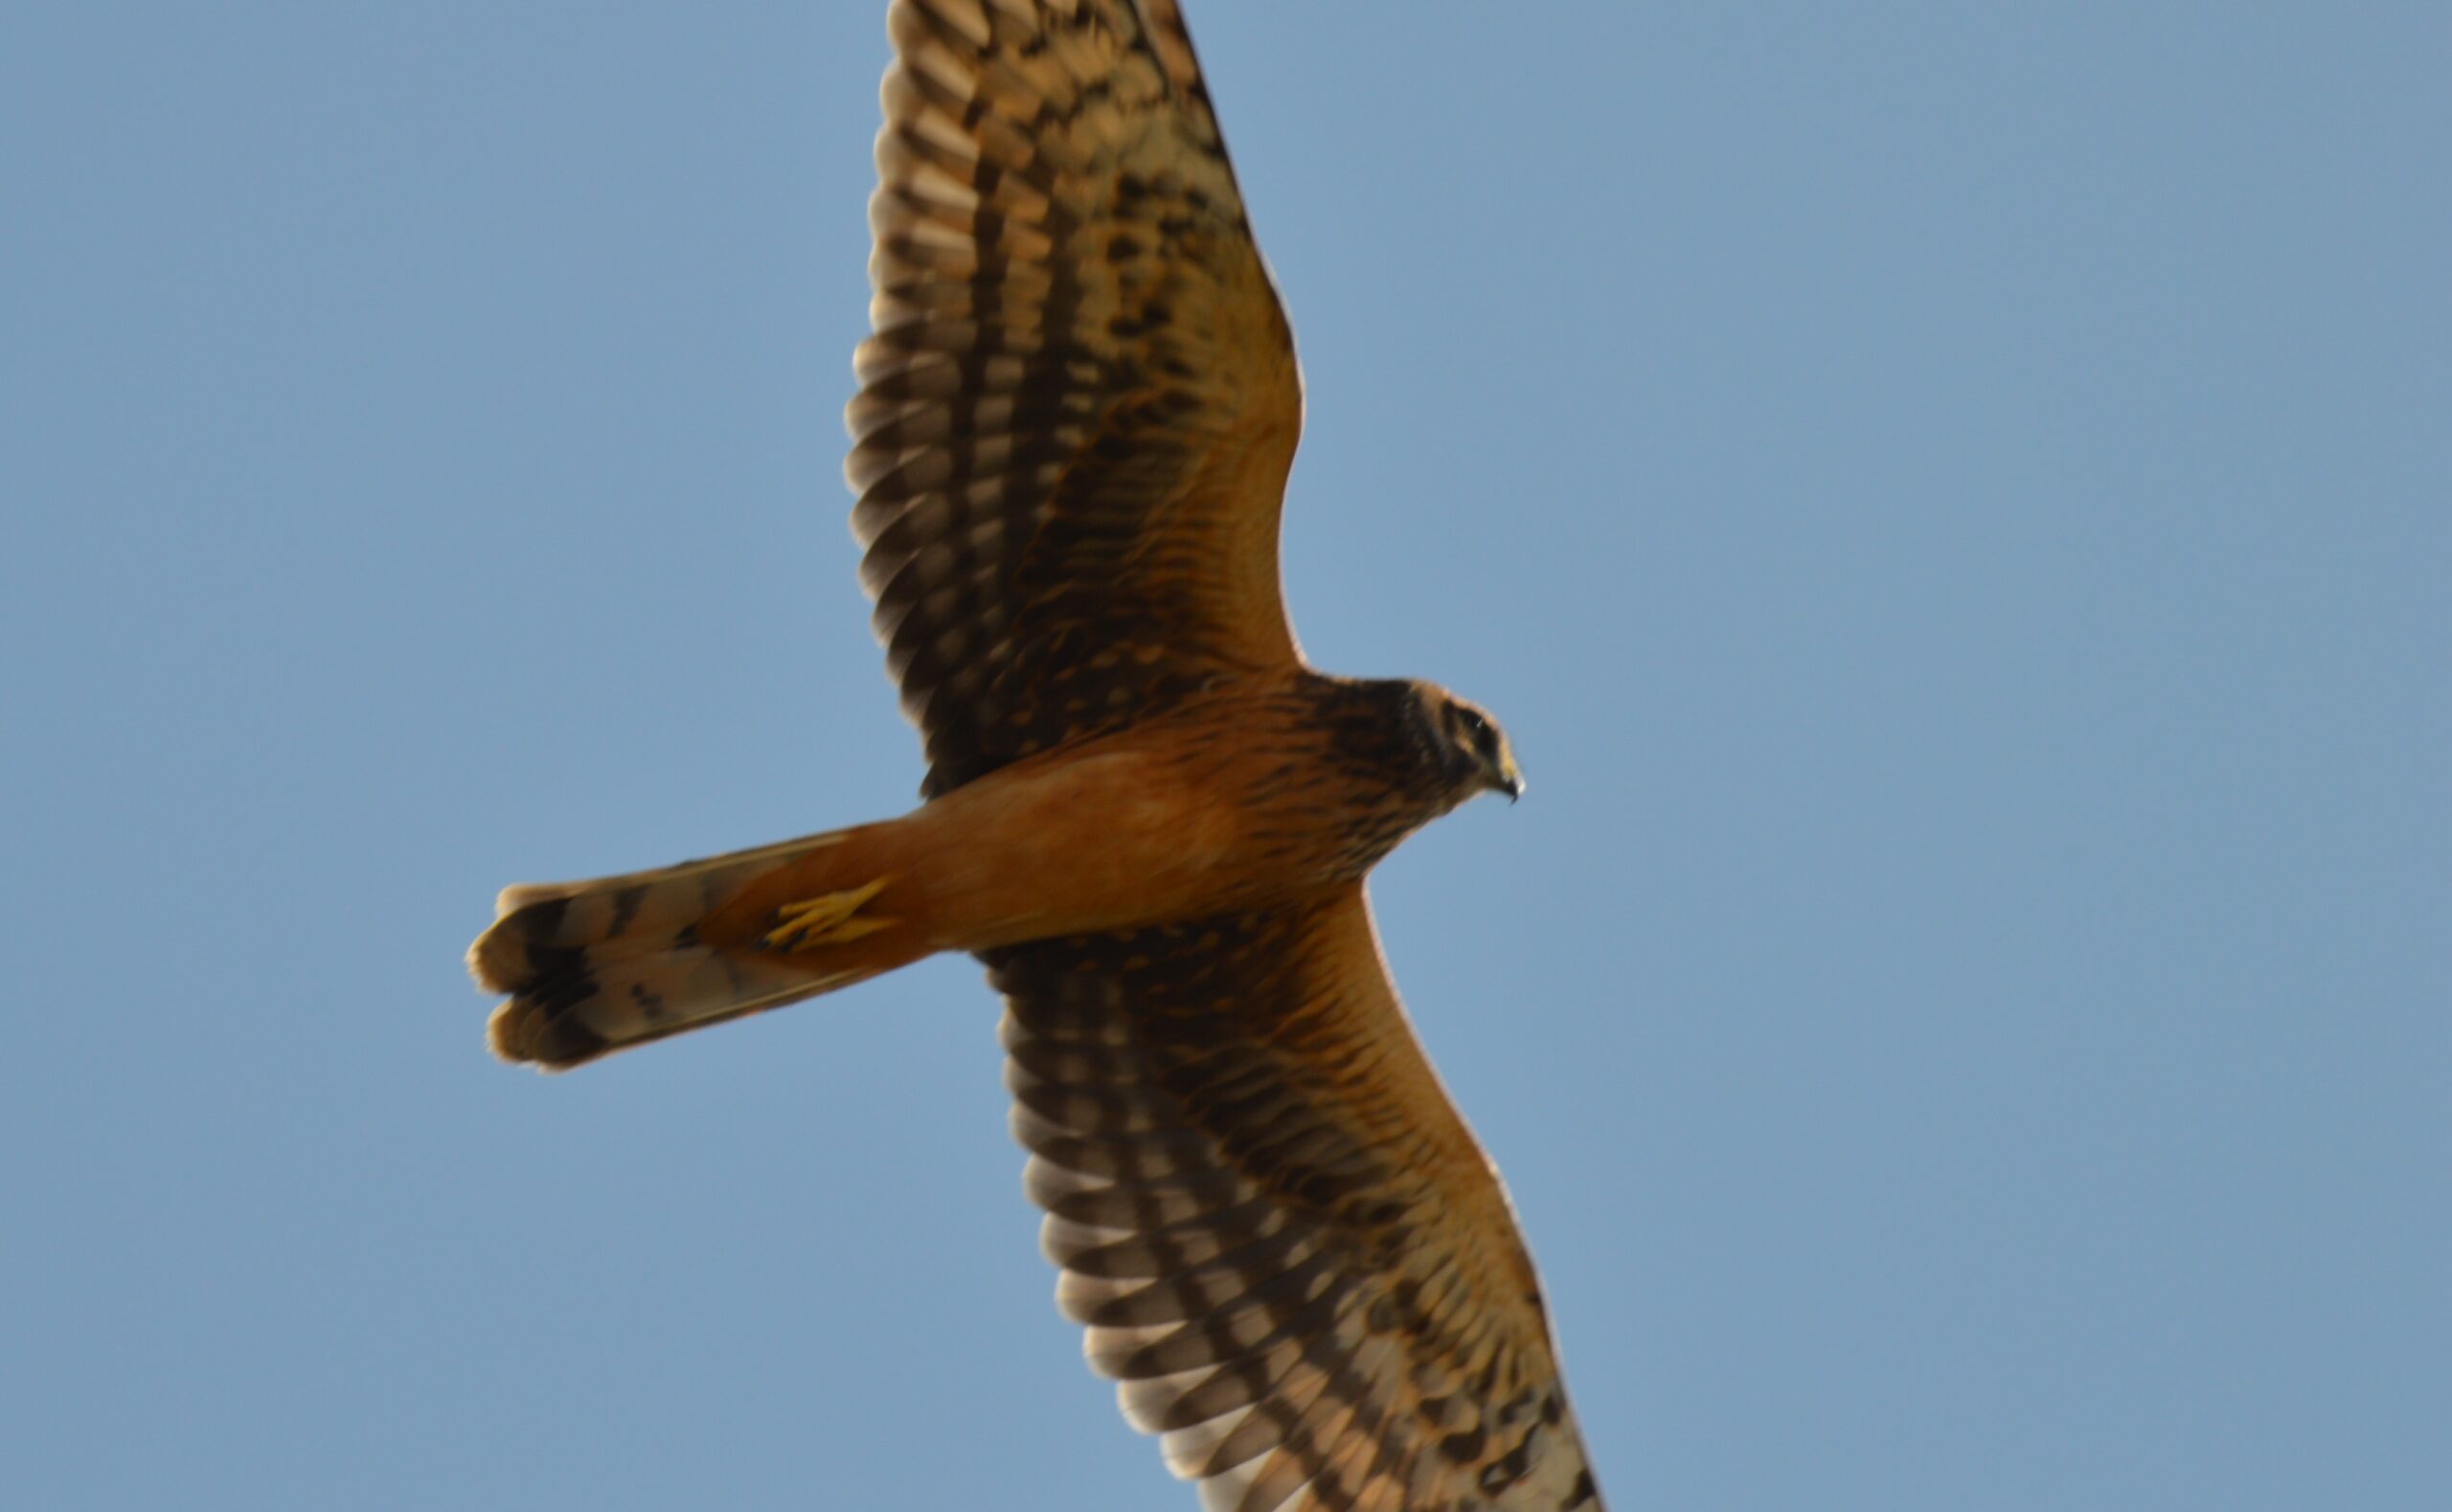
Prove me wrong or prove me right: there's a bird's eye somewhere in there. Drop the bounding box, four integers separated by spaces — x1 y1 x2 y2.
1458 710 1491 747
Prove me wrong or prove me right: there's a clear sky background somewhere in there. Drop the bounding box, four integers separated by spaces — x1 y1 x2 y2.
4 4 2444 1509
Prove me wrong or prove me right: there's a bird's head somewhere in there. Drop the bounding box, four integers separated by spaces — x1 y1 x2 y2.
1414 685 1524 806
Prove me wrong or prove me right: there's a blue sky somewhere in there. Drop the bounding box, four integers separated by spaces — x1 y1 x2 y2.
4 3 2444 1508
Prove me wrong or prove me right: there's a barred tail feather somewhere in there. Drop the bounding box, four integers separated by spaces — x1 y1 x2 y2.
470 825 924 1070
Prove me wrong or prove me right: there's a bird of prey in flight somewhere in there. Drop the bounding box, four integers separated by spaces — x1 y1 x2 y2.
472 3 1606 1506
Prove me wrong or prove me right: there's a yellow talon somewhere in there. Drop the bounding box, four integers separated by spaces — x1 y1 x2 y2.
763 878 896 952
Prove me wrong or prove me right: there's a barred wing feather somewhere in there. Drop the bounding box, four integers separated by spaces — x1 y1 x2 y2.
991 888 1607 1512
851 0 1305 799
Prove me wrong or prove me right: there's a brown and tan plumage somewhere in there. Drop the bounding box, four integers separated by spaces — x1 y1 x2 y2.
470 2 1606 1507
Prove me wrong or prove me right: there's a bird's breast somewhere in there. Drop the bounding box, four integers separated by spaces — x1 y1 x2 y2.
891 691 1421 951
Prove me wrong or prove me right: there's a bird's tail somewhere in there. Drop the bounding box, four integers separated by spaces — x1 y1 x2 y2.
469 824 928 1070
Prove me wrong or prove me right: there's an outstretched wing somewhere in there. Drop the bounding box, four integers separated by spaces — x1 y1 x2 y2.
851 0 1305 799
991 887 1607 1512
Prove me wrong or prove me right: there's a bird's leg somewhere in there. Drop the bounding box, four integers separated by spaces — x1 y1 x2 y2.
762 877 897 952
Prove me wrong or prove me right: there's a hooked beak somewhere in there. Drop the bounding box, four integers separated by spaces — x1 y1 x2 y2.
1496 756 1525 804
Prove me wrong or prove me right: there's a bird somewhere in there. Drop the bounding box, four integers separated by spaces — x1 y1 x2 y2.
468 2 1607 1507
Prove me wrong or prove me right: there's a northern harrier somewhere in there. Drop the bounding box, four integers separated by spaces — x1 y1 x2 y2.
471 2 1607 1506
